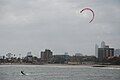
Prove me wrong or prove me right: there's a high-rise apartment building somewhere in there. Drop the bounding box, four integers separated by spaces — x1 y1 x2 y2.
41 49 53 63
98 46 114 61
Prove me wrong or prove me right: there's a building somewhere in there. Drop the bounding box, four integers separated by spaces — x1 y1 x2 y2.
97 41 115 61
75 53 83 56
101 41 105 48
0 56 2 59
51 54 69 64
98 46 114 61
6 53 13 60
24 52 33 63
95 44 98 58
27 52 32 56
41 49 53 63
114 49 120 57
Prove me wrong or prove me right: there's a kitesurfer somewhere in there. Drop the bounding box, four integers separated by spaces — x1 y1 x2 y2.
21 71 26 75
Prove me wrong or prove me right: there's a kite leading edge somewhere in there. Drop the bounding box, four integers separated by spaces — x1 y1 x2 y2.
80 8 95 23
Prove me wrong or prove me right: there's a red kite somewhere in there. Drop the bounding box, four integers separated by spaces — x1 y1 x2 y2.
80 8 95 23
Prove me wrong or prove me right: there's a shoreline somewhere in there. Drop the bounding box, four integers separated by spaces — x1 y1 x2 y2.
0 63 120 68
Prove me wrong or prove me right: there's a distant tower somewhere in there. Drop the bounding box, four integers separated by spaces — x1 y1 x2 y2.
95 44 98 58
101 41 105 48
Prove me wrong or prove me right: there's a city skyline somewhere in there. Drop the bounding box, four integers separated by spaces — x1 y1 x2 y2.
0 41 119 58
0 0 120 57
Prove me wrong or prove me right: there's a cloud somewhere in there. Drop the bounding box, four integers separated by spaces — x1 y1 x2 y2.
0 0 120 56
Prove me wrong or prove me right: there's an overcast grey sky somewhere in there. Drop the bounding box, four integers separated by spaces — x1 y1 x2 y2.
0 0 120 57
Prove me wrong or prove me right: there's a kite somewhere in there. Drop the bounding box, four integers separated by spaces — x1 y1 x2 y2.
80 8 95 23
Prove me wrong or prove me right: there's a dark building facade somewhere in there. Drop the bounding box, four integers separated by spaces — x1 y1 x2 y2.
98 46 114 61
41 49 53 63
23 52 33 63
51 55 69 64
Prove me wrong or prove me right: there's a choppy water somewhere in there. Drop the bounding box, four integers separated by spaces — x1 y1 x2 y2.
0 65 120 80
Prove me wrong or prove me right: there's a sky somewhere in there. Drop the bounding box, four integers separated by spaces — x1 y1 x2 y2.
0 0 120 57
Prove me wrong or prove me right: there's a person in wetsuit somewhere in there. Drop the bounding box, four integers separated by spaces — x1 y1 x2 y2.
21 71 26 75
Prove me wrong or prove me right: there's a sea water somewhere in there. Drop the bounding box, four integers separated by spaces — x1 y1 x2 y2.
0 65 120 80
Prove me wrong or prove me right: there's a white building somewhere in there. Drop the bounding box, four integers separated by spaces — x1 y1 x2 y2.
6 53 13 59
114 49 120 57
27 52 32 56
101 41 105 48
0 56 3 59
75 53 83 56
95 44 98 58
